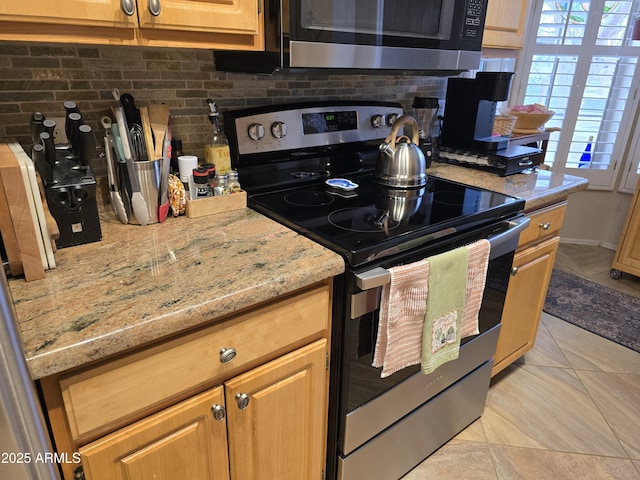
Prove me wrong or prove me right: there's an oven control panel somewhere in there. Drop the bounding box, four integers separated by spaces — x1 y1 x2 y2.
225 102 404 157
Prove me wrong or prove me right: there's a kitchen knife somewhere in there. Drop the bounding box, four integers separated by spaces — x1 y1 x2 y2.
114 108 149 226
39 132 56 171
30 112 45 144
77 124 95 168
42 119 56 138
66 112 83 156
31 143 53 185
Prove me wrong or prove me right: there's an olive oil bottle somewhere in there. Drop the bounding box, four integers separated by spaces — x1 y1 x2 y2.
204 99 231 174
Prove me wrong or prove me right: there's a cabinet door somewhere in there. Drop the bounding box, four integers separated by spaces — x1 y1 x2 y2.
482 0 530 49
613 183 640 275
79 387 230 480
225 339 328 480
137 0 259 35
492 236 560 376
0 0 136 29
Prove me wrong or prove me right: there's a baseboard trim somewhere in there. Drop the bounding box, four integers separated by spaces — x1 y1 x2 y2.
559 237 617 251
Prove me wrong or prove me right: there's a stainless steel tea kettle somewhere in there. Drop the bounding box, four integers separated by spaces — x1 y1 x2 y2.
376 116 427 188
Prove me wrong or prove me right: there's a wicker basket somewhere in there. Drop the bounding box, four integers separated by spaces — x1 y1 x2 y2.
492 115 518 136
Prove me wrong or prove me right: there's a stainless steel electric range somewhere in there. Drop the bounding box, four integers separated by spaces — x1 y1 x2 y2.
224 101 529 480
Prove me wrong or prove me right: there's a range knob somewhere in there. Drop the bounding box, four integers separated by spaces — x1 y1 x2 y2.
271 121 287 139
386 113 399 126
247 122 265 141
371 114 385 128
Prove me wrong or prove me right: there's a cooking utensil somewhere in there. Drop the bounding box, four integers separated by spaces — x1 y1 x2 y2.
158 126 171 222
139 106 155 160
148 103 171 222
114 107 150 226
121 93 148 161
376 116 427 188
148 103 169 159
102 116 128 224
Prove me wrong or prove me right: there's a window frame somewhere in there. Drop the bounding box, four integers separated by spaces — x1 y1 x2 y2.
509 0 640 192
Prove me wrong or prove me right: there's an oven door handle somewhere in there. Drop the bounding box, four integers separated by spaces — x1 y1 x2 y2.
354 215 530 291
487 215 530 259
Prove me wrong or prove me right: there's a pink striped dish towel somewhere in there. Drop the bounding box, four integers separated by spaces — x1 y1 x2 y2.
461 239 491 338
372 259 430 378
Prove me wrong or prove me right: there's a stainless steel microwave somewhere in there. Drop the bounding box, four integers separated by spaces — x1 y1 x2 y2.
215 0 488 74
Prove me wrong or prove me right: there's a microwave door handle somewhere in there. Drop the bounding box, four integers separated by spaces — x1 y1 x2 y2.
488 216 530 259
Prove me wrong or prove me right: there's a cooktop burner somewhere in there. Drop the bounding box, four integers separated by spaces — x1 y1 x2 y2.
328 207 401 233
248 172 524 266
284 191 335 207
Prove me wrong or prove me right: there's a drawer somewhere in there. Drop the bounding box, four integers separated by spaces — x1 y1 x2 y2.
518 201 567 248
60 283 331 442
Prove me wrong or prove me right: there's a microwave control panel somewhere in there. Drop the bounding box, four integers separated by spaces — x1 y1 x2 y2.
463 0 486 39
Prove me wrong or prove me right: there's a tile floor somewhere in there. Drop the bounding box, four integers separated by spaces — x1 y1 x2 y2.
403 245 640 479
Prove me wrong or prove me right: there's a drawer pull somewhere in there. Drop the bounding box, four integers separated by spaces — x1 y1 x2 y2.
236 393 250 410
510 266 519 276
219 347 237 364
121 0 135 15
148 0 161 16
211 404 226 421
539 222 551 230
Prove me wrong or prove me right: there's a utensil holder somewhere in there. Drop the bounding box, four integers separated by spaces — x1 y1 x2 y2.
117 158 162 225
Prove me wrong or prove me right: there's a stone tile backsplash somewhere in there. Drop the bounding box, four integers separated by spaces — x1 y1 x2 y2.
0 42 447 173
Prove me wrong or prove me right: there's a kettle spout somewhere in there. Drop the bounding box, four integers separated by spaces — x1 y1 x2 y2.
379 141 395 157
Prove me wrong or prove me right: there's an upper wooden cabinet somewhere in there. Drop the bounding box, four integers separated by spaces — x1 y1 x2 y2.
0 0 263 50
482 0 531 49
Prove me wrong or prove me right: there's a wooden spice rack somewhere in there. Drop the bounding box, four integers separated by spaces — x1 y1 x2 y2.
185 191 247 218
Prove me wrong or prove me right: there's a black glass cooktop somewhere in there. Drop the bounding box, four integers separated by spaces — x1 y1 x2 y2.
248 173 524 266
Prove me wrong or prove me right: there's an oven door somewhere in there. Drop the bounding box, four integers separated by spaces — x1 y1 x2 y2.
288 0 487 70
337 215 529 458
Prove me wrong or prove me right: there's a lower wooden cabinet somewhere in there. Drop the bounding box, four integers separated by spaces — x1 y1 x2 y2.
492 201 566 376
492 236 559 375
40 282 332 480
79 339 328 480
79 387 230 480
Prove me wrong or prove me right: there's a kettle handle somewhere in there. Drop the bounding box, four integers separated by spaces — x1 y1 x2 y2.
383 116 420 149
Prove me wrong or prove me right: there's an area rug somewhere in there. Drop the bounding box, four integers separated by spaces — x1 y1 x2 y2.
543 269 640 353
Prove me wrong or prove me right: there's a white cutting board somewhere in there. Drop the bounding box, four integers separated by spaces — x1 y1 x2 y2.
8 141 55 270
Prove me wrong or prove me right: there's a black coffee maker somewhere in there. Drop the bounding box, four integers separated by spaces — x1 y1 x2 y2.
439 72 543 175
440 72 514 152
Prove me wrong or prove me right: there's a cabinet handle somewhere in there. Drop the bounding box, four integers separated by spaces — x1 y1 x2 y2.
235 393 250 410
211 404 226 421
510 266 519 276
148 0 161 16
121 0 135 16
539 222 551 230
219 347 237 364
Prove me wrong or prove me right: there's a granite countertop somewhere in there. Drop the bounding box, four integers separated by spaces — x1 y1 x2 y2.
428 163 589 210
8 163 588 380
9 206 346 380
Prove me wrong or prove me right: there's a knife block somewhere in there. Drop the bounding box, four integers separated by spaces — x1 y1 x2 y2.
45 152 102 249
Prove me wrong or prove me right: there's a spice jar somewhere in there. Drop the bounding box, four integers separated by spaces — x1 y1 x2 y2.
228 170 241 193
192 167 212 198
